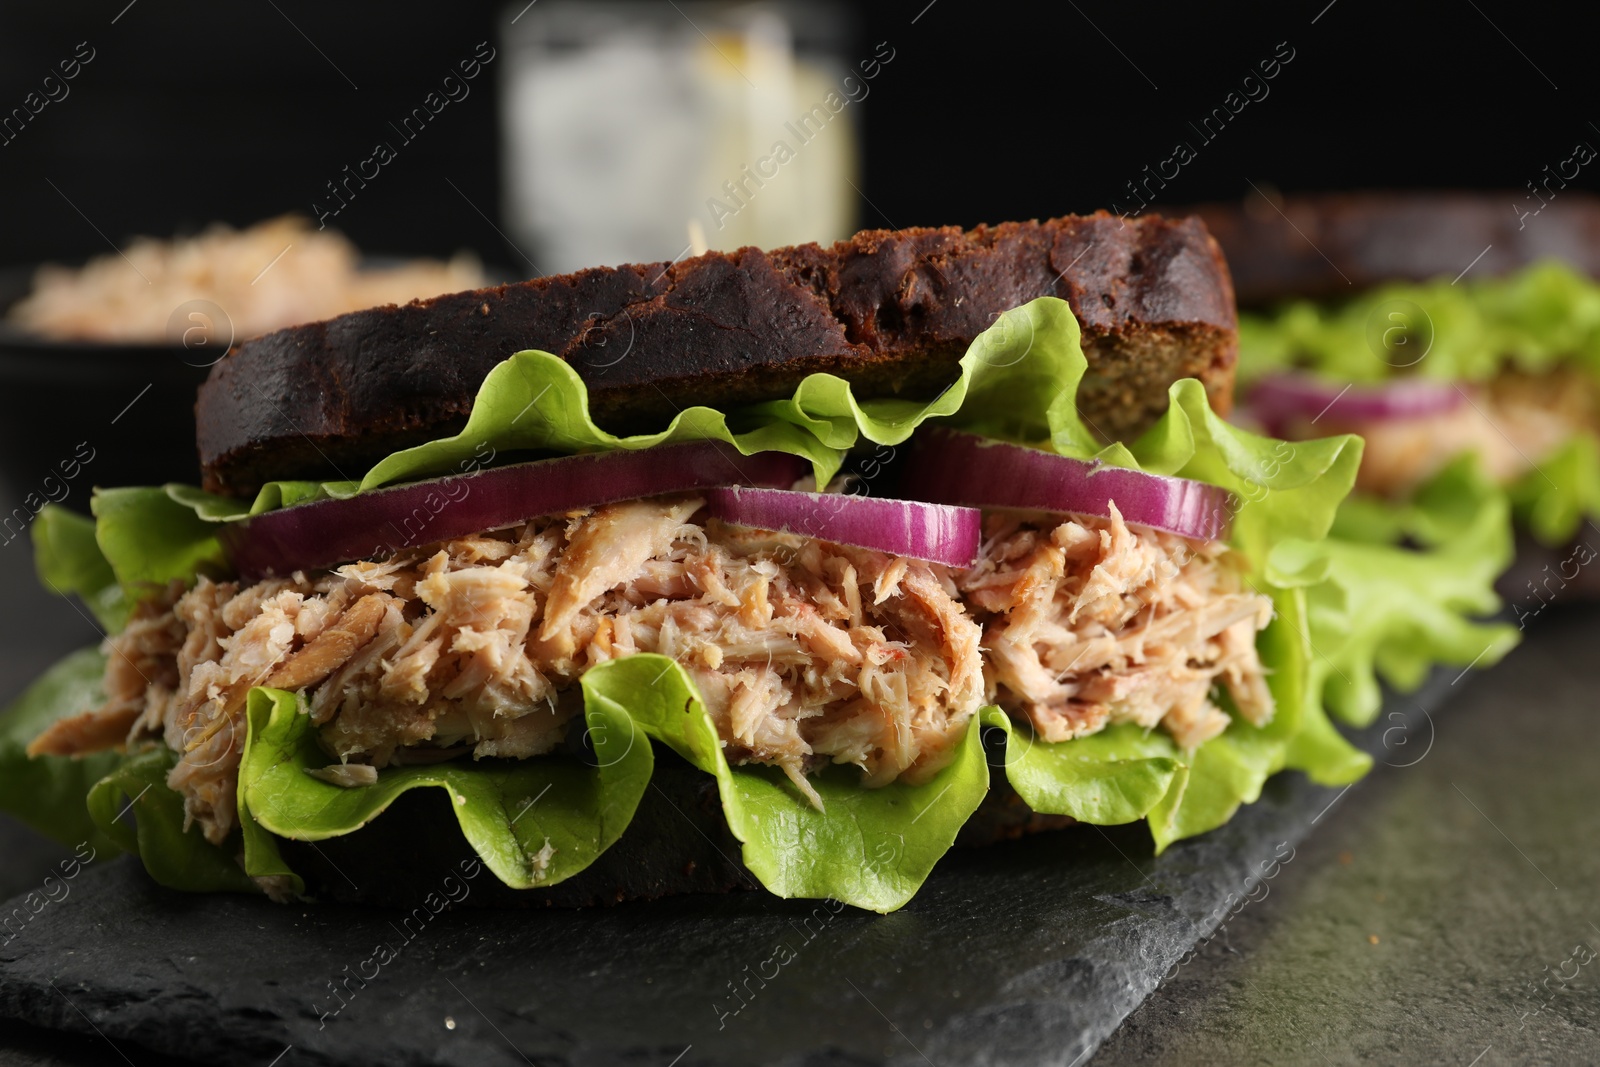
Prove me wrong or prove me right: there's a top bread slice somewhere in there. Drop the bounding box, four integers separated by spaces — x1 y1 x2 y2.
1191 190 1600 306
196 212 1238 496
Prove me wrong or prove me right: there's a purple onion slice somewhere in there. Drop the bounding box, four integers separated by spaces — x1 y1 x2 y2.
1247 372 1464 425
900 429 1237 543
222 442 809 580
703 487 983 567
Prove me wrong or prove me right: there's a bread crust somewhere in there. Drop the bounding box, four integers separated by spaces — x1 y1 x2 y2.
196 212 1237 495
1190 190 1600 306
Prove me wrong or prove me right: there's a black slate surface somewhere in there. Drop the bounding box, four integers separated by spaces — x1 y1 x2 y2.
0 686 1444 1067
1094 604 1600 1067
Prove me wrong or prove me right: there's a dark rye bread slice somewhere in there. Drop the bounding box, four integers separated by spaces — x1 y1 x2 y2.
280 751 1074 909
1191 190 1600 306
196 212 1237 496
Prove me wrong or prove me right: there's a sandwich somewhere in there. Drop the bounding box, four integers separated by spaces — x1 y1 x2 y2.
1191 192 1579 724
0 212 1509 913
1198 190 1600 564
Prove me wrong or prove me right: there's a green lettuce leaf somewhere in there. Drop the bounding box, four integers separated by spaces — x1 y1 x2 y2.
93 487 228 591
977 708 1182 826
1507 433 1600 546
751 296 1094 451
31 507 129 630
1148 730 1278 848
86 747 258 893
165 479 352 523
1270 456 1519 727
237 797 304 895
360 352 842 488
240 686 652 890
1327 451 1516 551
581 655 989 913
1237 260 1600 386
0 647 120 853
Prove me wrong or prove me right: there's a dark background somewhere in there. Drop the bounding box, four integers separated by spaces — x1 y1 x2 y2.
1 0 1595 267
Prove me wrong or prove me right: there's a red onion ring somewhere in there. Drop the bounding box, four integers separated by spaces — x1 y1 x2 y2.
703 487 982 568
1247 373 1464 425
900 429 1236 543
222 442 809 581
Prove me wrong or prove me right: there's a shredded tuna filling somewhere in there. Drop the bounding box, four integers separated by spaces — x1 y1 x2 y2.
36 496 1276 849
52 496 984 843
957 504 1275 750
1315 366 1597 497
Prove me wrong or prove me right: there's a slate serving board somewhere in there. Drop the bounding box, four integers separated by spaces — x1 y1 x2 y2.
1095 603 1600 1066
0 678 1439 1067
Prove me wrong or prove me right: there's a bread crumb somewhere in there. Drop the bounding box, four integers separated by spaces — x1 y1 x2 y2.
1368 934 1380 945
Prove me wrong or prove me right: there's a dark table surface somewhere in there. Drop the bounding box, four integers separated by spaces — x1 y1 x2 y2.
0 491 1595 1066
1095 612 1600 1067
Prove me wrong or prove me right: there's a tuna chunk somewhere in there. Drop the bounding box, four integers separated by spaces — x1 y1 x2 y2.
958 504 1274 750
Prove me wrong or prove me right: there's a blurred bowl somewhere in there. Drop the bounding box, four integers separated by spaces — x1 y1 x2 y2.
0 266 213 512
